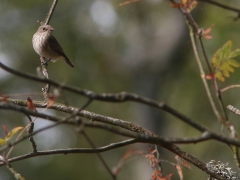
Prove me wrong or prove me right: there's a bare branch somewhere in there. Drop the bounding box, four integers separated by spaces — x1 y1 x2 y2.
0 63 207 133
26 115 37 153
81 131 116 180
2 98 240 148
0 101 231 179
227 105 240 116
44 0 58 25
198 0 240 20
221 84 240 93
0 139 138 167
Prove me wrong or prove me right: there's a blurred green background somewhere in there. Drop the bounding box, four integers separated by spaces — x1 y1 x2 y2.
1 0 240 179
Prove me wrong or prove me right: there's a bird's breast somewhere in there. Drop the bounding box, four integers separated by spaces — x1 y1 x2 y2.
32 33 64 61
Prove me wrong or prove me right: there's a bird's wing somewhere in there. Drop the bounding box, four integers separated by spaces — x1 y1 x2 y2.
48 35 74 68
48 35 67 58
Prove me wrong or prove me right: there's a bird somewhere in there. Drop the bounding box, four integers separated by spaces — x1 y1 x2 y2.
32 24 74 68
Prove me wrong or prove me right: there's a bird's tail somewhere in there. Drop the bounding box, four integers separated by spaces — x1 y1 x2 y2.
64 58 74 68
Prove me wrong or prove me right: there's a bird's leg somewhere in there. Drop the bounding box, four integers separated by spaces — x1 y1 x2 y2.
41 58 51 66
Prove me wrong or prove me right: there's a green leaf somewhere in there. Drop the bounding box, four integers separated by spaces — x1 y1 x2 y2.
0 138 7 146
212 41 240 82
5 127 23 142
229 49 240 58
228 59 240 67
215 71 225 82
221 41 232 59
223 69 230 77
0 127 23 146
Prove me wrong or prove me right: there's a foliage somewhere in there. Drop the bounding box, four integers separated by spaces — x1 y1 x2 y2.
0 126 23 146
212 41 240 82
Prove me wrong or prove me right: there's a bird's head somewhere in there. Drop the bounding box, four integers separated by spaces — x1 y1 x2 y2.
37 25 55 36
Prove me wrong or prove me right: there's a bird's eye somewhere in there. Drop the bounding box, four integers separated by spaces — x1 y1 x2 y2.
42 28 46 30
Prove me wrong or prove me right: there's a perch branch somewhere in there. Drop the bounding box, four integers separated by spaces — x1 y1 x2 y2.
44 0 58 25
37 0 58 101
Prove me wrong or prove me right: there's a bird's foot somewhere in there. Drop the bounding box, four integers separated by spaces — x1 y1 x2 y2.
41 59 51 67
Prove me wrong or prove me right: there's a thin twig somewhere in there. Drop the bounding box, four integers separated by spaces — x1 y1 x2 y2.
221 84 240 93
198 38 213 74
199 36 228 123
0 139 137 167
211 78 229 125
170 1 222 122
26 115 37 153
227 105 240 116
188 24 221 121
81 131 116 180
198 0 240 19
0 99 93 156
44 0 58 25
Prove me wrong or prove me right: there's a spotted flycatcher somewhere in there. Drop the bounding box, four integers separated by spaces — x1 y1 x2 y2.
32 25 74 68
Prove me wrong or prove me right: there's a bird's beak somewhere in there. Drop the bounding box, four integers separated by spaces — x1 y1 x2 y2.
50 27 55 31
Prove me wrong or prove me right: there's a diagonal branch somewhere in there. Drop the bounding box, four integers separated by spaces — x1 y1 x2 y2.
44 0 58 25
198 0 240 18
81 131 116 180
